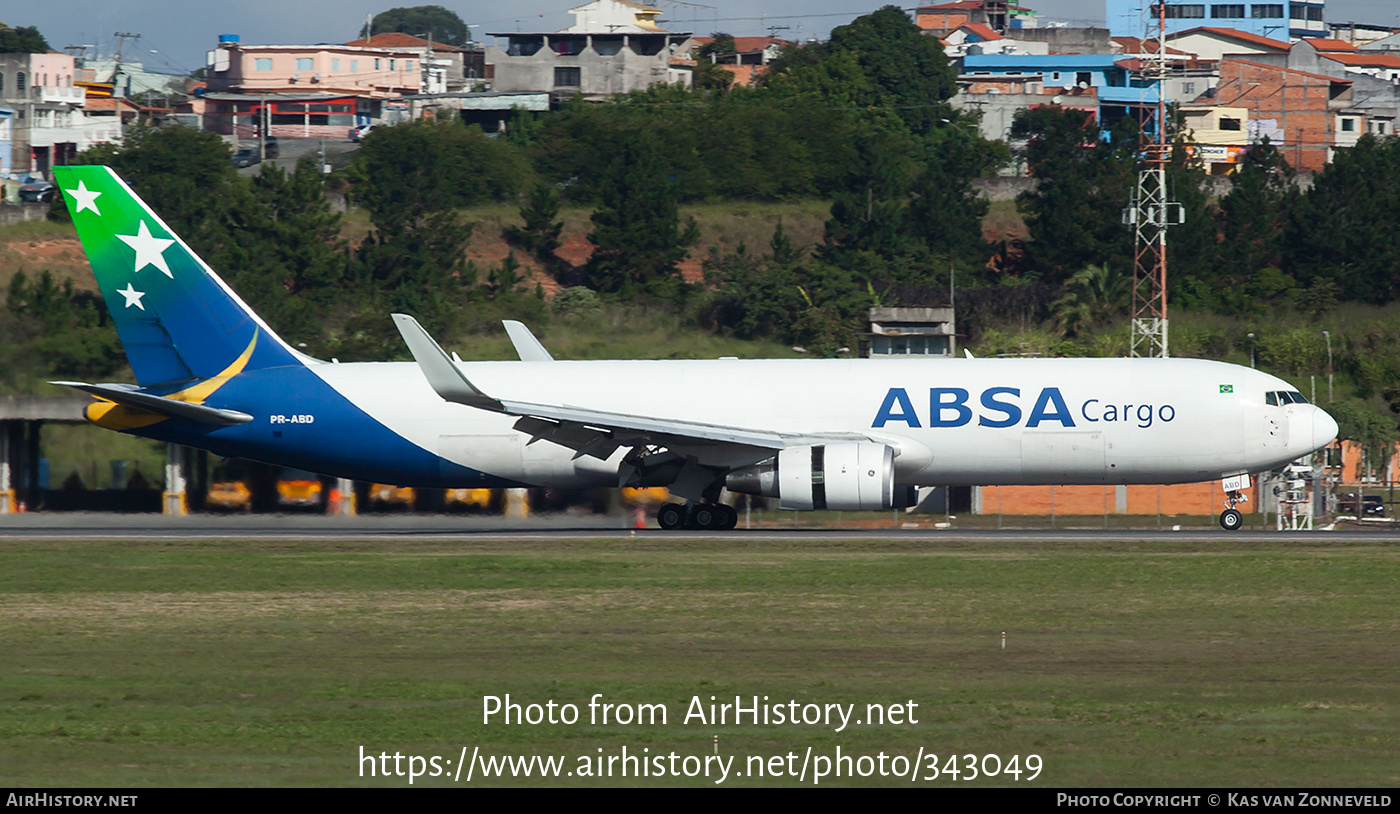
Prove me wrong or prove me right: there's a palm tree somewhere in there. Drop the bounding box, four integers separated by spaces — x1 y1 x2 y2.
1051 263 1130 338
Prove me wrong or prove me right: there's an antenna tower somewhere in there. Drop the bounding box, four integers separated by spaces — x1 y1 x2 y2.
1126 3 1178 358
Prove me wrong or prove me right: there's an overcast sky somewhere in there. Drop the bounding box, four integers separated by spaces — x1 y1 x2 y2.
16 0 1400 77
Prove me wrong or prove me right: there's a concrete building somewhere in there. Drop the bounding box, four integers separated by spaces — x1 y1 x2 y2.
1179 104 1252 172
0 52 119 178
864 308 957 357
1106 0 1325 41
679 36 790 86
1244 38 1400 140
485 0 692 98
941 23 1051 57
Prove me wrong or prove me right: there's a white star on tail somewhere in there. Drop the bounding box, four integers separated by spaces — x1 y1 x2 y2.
64 180 102 215
116 221 176 278
117 283 146 310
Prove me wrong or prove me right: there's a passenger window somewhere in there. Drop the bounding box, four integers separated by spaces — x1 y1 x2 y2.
1265 392 1278 406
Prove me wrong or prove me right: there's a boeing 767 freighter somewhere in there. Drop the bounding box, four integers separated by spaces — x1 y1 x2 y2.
49 166 1337 530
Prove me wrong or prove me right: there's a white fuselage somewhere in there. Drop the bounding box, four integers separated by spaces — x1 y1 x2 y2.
306 355 1336 488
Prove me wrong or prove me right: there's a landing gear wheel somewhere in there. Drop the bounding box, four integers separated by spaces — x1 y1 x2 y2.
1219 508 1243 531
657 503 685 530
692 504 721 530
720 504 738 530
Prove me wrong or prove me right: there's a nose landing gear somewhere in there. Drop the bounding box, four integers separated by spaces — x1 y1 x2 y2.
1219 491 1246 531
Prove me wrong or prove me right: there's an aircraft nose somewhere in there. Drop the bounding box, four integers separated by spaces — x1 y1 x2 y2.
1313 407 1339 452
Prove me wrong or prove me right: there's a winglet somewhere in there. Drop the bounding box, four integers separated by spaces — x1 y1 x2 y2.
391 313 504 412
503 320 555 362
964 349 975 359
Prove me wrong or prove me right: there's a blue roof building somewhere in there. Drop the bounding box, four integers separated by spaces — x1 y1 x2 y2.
962 53 1166 135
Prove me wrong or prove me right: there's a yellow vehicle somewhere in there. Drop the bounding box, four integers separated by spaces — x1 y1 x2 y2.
445 488 498 512
276 468 323 508
369 483 415 509
205 480 252 512
620 487 670 508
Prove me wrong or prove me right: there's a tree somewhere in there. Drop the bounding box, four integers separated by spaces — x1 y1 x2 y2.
764 6 956 133
0 23 49 53
585 132 699 299
362 6 470 46
1012 107 1136 283
505 184 563 266
1050 263 1130 338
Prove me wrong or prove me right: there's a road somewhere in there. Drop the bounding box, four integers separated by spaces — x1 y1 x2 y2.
0 513 1390 542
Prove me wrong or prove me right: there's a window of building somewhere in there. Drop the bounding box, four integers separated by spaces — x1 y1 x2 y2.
1182 81 1196 95
1289 3 1305 19
1379 123 1388 134
406 60 413 72
1212 4 1245 17
1341 118 1355 132
1163 4 1206 18
0 73 5 92
351 60 359 72
554 66 581 87
389 59 396 71
1307 6 1322 20
15 72 24 92
374 58 382 70
255 58 272 71
1076 71 1092 86
1051 71 1061 81
1219 117 1242 130
1252 4 1283 17
296 58 313 71
331 58 340 71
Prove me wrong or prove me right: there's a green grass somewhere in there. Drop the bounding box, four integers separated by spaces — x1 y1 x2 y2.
1 537 1397 787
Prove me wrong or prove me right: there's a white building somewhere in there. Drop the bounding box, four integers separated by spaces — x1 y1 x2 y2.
0 52 120 178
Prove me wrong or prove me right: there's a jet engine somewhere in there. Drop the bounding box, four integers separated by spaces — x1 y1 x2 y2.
725 442 895 510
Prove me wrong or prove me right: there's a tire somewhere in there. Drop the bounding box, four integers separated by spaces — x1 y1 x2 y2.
1219 509 1243 531
720 504 738 530
693 505 719 529
657 503 685 530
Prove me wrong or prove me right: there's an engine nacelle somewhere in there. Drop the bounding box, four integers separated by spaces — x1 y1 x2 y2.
726 442 895 511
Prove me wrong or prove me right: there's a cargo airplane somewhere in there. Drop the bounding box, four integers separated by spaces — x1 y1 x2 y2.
50 166 1337 530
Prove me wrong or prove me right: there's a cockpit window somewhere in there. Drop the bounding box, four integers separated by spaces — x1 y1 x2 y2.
1266 390 1309 406
1286 391 1308 404
1265 392 1278 406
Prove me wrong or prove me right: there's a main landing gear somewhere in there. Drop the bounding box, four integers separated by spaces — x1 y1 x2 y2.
656 502 738 531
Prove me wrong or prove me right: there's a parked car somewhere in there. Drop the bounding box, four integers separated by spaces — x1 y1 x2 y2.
1337 493 1385 517
232 146 261 168
349 122 376 142
18 178 56 203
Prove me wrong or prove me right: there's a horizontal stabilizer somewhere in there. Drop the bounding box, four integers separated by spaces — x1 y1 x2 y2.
503 320 554 362
391 314 505 412
50 381 253 426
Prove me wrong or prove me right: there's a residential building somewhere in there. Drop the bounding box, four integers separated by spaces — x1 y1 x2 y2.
1179 104 1251 172
485 0 693 98
0 52 118 178
917 2 1039 35
1213 58 1353 171
203 35 428 138
941 23 1051 57
1106 1 1325 41
1164 26 1290 61
344 32 488 93
1245 38 1400 139
679 36 790 86
961 53 1173 133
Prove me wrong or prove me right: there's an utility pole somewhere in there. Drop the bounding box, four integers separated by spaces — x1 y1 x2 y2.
113 32 141 98
1126 3 1178 358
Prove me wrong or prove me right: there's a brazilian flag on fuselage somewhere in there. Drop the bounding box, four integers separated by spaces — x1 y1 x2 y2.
53 165 304 389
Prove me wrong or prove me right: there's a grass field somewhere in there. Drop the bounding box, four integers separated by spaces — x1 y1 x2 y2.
1 536 1396 787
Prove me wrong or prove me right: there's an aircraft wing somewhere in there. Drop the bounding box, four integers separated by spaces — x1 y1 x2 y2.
392 314 859 460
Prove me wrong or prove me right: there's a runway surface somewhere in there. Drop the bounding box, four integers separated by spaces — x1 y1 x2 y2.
0 512 1394 542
